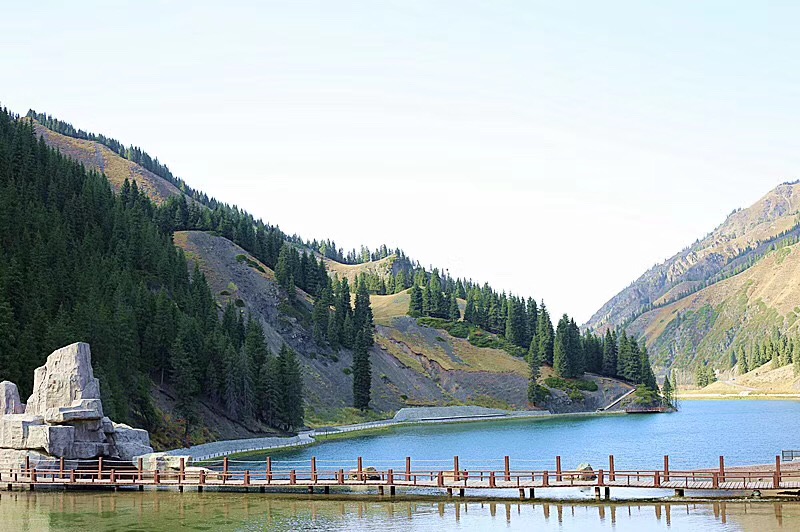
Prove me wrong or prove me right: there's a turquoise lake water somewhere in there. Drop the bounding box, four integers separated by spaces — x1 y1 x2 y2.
243 400 800 473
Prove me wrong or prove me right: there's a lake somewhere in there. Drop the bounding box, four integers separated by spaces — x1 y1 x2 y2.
4 400 800 530
239 400 800 474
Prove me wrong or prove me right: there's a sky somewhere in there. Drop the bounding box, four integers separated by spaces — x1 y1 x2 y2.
3 1 800 322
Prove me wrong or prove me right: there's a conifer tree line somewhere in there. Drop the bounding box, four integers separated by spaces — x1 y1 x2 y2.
26 110 380 414
0 109 305 443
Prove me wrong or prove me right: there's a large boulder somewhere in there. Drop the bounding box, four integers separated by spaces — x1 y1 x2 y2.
0 414 44 449
25 425 75 457
0 382 25 415
0 342 153 466
25 342 103 422
109 422 154 461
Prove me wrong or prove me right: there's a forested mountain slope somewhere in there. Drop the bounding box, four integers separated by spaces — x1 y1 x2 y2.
3 108 647 444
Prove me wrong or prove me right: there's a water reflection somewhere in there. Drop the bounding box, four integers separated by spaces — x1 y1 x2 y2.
0 491 797 531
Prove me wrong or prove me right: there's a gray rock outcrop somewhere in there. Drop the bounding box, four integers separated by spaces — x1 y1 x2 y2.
0 342 154 467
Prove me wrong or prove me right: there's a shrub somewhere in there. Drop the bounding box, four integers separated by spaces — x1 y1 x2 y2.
448 322 470 338
342 368 352 375
568 389 584 402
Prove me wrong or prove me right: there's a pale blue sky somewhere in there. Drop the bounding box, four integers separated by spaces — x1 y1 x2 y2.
3 1 799 321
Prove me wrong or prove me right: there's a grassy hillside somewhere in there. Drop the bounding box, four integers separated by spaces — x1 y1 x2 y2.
628 239 800 381
30 119 183 204
323 255 398 285
682 361 800 397
175 230 550 415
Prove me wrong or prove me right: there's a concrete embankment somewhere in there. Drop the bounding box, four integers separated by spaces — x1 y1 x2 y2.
164 406 626 461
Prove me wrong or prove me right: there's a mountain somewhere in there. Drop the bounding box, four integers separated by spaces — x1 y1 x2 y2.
586 182 800 383
0 107 646 449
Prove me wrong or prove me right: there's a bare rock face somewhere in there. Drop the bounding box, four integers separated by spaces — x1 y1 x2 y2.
0 342 153 466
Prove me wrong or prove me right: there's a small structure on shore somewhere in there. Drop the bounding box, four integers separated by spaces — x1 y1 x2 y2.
0 342 153 468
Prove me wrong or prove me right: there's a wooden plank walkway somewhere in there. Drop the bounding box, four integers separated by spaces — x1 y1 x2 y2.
2 454 798 499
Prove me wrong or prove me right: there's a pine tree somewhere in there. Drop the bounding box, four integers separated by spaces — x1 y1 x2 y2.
553 314 573 378
527 338 547 406
408 283 423 317
352 330 372 410
353 274 374 346
448 292 460 321
602 329 617 377
277 344 304 431
536 303 554 366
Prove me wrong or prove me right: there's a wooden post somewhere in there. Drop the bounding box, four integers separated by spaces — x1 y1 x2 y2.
489 471 496 488
556 456 562 482
775 456 782 489
70 468 75 484
110 469 116 484
59 457 64 480
338 469 344 485
542 470 549 487
437 471 444 487
454 456 459 482
712 472 719 490
654 470 661 488
387 469 394 485
25 456 30 476
405 457 411 482
719 456 725 483
223 457 229 484
154 469 160 484
267 457 272 484
137 458 143 482
664 456 670 483
199 469 206 485
179 457 185 484
98 456 103 481
244 470 250 486
598 469 604 486
311 457 317 483
358 457 363 482
290 470 296 485
504 456 510 481
609 455 615 482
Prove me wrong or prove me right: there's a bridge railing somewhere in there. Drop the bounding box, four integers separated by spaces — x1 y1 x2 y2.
0 454 791 491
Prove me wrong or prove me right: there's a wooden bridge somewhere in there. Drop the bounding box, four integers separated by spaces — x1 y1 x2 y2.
2 454 798 499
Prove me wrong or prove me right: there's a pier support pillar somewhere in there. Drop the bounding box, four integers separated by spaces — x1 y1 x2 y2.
529 488 535 499
675 488 685 497
594 487 601 500
390 486 396 497
459 488 465 497
308 486 314 494
324 486 330 495
198 486 203 493
378 486 384 496
604 487 610 500
447 488 453 497
138 485 144 492
260 487 265 493
519 488 525 500
179 485 183 493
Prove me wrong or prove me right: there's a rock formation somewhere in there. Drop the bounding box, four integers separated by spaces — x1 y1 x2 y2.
0 342 153 467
